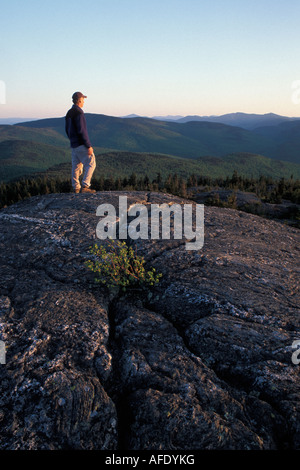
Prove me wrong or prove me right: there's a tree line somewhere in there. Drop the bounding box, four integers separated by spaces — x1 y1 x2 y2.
1 171 299 210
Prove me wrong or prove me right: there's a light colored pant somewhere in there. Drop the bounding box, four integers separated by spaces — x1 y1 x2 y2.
71 145 96 190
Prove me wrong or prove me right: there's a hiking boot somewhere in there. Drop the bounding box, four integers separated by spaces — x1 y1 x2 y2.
81 186 96 193
74 188 80 194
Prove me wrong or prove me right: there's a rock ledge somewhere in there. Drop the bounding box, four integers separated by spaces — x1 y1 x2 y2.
0 191 299 450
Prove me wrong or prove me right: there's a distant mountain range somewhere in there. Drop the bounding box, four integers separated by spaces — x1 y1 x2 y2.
0 118 40 125
2 111 300 129
15 112 300 162
0 112 300 183
129 112 300 131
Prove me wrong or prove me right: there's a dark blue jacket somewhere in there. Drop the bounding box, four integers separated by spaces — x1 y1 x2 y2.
65 105 92 148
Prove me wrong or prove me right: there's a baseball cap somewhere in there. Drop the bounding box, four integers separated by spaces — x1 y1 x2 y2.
72 91 87 102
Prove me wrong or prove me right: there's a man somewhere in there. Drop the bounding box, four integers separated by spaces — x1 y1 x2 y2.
65 92 96 193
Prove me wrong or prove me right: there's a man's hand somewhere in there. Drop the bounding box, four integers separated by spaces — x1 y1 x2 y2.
88 147 94 155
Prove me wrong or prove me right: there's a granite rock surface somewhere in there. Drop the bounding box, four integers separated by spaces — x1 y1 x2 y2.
0 191 299 450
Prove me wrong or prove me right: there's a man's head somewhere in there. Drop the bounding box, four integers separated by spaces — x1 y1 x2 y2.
72 91 87 108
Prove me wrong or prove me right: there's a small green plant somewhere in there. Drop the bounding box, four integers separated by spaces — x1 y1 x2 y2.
85 239 162 292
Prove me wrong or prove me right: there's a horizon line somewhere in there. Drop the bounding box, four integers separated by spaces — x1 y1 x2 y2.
1 110 300 124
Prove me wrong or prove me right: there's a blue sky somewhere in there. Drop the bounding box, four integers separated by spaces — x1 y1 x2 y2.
1 0 300 119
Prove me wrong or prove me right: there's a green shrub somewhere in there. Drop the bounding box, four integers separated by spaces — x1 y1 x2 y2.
85 239 162 292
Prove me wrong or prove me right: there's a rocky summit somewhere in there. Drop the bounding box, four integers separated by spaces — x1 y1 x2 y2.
0 191 299 450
